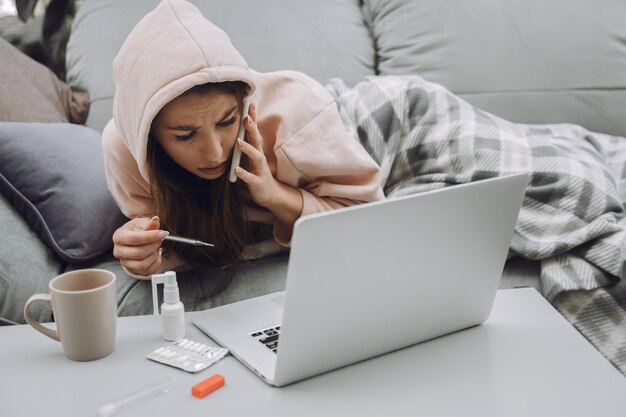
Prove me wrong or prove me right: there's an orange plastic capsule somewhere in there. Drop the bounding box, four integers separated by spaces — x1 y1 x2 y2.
191 374 225 399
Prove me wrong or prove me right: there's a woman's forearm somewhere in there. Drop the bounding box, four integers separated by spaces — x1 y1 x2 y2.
265 180 304 229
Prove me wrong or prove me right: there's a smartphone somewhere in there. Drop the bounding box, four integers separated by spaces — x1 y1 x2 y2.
229 97 251 183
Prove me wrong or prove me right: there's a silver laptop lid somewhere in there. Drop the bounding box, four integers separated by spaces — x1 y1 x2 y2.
273 173 528 386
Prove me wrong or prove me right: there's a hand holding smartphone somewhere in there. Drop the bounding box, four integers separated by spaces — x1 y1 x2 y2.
229 97 251 183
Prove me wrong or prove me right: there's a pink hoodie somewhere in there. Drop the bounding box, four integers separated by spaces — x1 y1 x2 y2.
102 0 384 271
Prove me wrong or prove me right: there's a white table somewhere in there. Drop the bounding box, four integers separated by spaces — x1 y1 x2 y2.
1 288 625 416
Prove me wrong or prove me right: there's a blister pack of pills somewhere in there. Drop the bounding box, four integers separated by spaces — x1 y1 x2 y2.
147 338 228 373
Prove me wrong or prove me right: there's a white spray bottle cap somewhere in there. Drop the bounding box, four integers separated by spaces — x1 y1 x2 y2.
152 271 178 315
151 271 185 341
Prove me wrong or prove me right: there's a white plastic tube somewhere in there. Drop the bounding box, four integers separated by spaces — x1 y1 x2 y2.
98 376 175 417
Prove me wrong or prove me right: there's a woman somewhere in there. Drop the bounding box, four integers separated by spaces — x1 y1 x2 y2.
103 0 384 279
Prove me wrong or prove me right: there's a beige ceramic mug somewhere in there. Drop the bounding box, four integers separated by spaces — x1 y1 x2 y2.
23 269 117 361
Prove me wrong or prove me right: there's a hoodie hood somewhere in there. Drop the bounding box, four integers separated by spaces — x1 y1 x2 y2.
112 0 256 181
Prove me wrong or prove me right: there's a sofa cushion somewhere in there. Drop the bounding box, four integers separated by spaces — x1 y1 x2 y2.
66 251 289 317
0 122 127 263
364 0 626 138
0 38 89 124
0 193 63 325
67 0 376 131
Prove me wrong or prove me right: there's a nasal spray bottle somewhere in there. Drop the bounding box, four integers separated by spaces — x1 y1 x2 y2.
151 271 185 341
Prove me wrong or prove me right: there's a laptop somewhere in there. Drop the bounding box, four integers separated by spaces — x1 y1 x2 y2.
192 173 529 386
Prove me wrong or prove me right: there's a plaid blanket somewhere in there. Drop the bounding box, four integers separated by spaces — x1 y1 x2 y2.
326 75 626 375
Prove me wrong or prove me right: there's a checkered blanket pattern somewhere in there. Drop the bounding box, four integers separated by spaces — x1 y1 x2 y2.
326 75 626 375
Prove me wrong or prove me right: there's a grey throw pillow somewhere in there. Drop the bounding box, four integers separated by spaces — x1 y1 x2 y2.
0 122 127 262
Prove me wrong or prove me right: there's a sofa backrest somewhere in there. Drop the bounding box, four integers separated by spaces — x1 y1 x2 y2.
67 0 626 139
363 0 626 138
66 0 375 131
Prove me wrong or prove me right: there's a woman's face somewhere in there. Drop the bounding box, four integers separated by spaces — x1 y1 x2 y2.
151 90 241 180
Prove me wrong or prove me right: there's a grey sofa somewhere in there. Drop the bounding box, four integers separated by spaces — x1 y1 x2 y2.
2 0 626 326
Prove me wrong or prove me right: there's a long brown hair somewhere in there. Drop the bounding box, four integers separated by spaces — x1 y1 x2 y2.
146 81 252 270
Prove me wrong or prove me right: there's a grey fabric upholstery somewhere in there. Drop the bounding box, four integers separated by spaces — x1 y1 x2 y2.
67 0 376 132
0 193 63 325
363 0 626 138
66 252 289 317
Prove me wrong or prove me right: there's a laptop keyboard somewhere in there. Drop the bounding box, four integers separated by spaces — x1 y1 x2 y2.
250 325 281 354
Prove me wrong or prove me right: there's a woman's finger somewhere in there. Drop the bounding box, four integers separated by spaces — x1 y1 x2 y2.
235 166 255 184
113 228 168 246
143 248 163 276
114 216 165 244
121 249 160 275
125 215 159 232
113 239 162 260
237 138 265 166
143 215 161 231
244 114 263 151
249 102 255 116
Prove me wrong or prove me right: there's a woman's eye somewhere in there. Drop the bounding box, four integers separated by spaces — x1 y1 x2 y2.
218 116 237 127
175 131 196 141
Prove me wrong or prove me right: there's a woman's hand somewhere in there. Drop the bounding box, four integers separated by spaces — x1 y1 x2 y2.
235 104 279 208
112 216 169 279
235 103 304 226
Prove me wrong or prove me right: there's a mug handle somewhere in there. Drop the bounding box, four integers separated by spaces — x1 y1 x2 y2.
23 294 60 341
